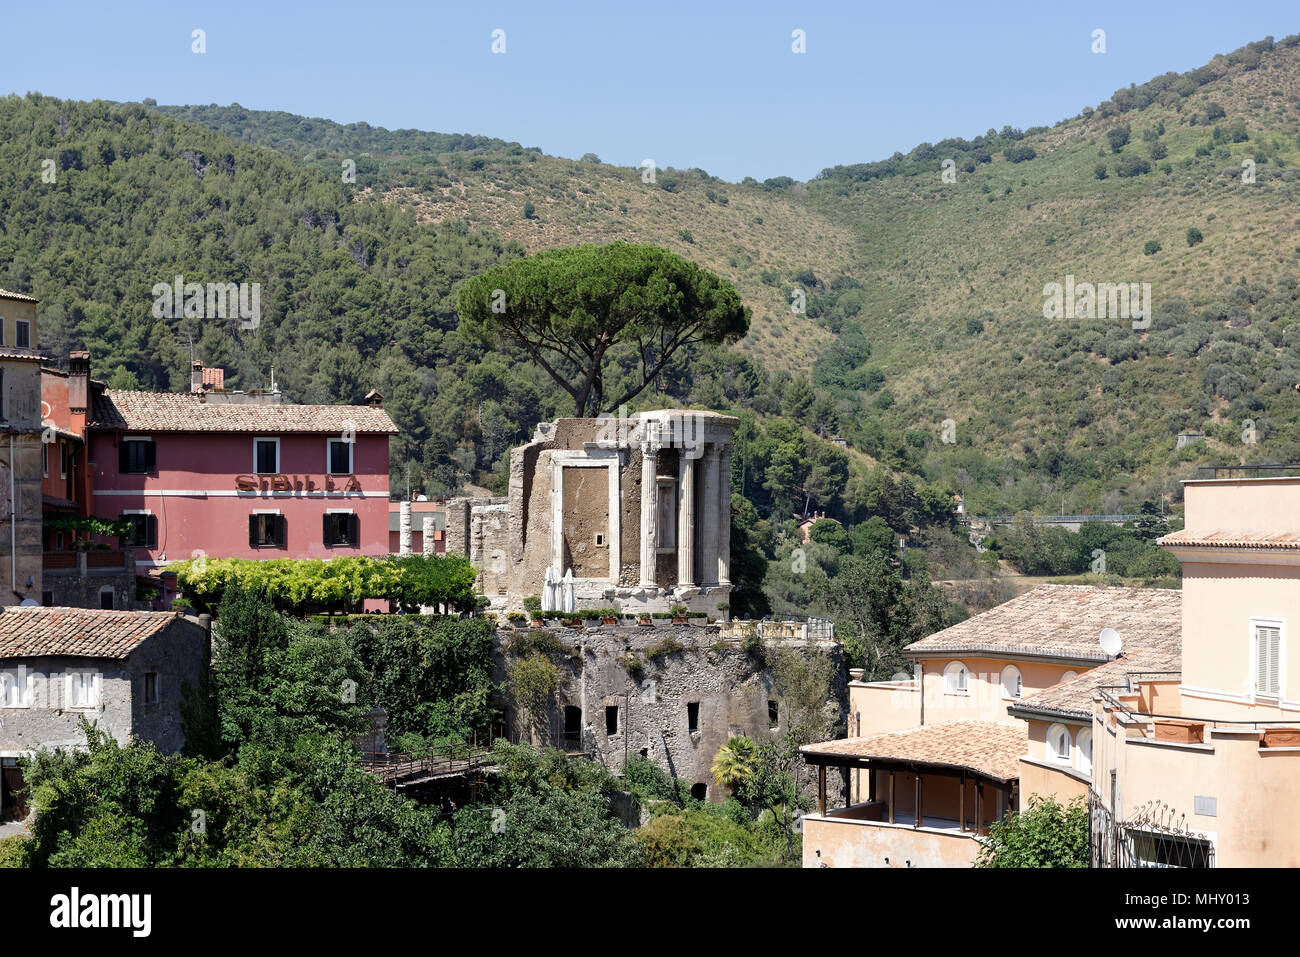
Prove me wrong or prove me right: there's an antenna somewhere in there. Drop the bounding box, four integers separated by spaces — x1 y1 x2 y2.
1099 627 1123 658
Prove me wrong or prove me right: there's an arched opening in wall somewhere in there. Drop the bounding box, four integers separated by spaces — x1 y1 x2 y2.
1048 723 1072 764
690 783 708 801
563 706 582 750
1001 666 1022 700
605 704 619 736
1077 729 1093 775
943 661 970 696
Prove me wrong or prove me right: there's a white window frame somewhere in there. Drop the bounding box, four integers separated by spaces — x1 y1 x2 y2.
943 660 970 696
1001 665 1023 700
1048 723 1072 764
121 508 154 548
1076 729 1093 775
42 440 48 478
1250 617 1284 701
253 436 280 475
326 437 354 475
0 667 31 708
66 670 101 710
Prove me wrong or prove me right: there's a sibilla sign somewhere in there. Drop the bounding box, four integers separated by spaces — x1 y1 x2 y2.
235 474 363 493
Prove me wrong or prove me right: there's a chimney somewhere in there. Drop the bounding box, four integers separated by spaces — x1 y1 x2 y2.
190 360 204 393
365 389 384 409
68 350 91 412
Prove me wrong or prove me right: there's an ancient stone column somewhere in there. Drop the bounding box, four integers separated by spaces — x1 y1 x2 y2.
422 516 435 556
718 443 732 586
700 445 720 587
677 452 696 587
640 439 658 588
399 501 412 556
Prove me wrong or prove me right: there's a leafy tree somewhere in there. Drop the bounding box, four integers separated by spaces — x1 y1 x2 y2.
711 736 759 792
1143 240 1161 256
808 517 851 552
976 795 1089 867
1187 227 1204 246
457 242 750 416
1106 124 1131 152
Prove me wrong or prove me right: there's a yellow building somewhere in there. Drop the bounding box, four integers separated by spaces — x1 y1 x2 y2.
1090 472 1300 867
802 584 1180 867
0 289 44 605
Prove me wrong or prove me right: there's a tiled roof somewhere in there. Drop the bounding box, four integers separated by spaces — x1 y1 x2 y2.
1013 647 1182 720
0 607 182 659
201 367 225 389
90 390 398 434
1159 529 1300 550
802 721 1027 782
904 584 1181 664
0 350 46 361
0 288 39 303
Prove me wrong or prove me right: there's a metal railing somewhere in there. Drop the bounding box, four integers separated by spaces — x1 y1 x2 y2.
1096 682 1300 730
1194 464 1300 480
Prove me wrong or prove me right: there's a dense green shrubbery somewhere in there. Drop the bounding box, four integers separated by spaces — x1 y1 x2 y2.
169 554 477 615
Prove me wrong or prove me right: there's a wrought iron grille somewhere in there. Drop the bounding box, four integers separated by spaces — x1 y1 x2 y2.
1089 791 1215 868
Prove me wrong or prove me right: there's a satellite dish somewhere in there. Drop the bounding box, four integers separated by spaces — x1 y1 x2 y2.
1099 627 1123 657
18 598 40 607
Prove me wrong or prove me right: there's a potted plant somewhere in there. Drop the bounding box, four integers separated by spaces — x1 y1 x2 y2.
1263 727 1300 747
637 612 653 626
562 612 583 629
1153 719 1205 744
600 608 620 626
670 604 689 625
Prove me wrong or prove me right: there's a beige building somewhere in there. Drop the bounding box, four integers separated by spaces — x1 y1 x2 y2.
801 584 1181 868
445 410 738 616
1088 473 1300 867
0 289 45 605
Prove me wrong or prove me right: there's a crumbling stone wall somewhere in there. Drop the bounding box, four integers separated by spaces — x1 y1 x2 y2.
497 624 847 804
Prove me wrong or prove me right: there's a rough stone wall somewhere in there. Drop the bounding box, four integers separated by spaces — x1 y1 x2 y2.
561 466 608 578
620 449 642 587
43 567 136 610
469 502 511 602
129 617 210 754
497 624 847 804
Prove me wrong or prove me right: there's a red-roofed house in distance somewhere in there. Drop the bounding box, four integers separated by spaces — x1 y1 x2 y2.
79 357 397 606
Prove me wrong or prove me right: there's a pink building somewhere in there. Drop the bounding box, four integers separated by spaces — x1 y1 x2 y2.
83 361 397 602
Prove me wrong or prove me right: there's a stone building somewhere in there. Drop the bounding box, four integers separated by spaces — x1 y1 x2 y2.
0 606 210 820
0 288 45 606
497 622 845 802
446 410 738 616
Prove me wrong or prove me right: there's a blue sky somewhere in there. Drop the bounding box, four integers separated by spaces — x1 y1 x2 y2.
4 1 1297 181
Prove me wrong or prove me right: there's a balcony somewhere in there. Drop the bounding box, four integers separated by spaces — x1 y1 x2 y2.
42 549 131 574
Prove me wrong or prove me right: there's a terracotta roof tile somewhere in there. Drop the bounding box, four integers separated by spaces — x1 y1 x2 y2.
904 584 1181 663
90 390 398 434
0 607 182 659
0 288 39 303
1159 529 1300 549
802 721 1027 782
1013 648 1182 719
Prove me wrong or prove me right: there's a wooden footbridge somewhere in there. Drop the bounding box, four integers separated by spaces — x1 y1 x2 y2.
361 744 494 789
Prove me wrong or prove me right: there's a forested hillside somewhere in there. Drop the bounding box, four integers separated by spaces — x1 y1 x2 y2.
149 33 1300 519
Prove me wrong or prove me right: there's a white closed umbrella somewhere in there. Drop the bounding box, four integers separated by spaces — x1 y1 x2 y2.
542 566 556 611
563 568 576 612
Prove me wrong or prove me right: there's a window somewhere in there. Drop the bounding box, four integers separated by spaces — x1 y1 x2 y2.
122 512 157 548
119 438 155 474
0 317 4 346
687 701 700 733
1048 723 1072 763
254 438 279 474
1254 622 1281 697
249 513 286 548
144 672 159 706
14 320 29 349
944 661 970 695
323 512 359 547
42 441 47 477
68 671 100 709
605 705 619 736
768 699 779 727
1 668 30 708
1001 665 1023 700
1077 729 1093 775
1 369 6 419
563 706 582 747
327 438 353 475
41 591 52 607
99 588 114 610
